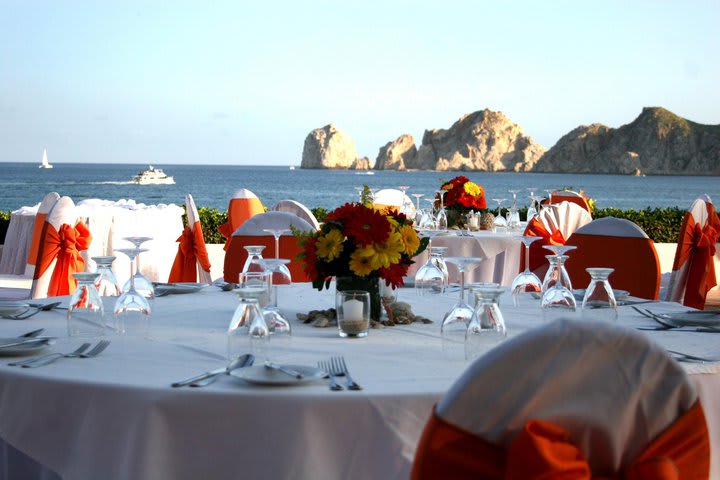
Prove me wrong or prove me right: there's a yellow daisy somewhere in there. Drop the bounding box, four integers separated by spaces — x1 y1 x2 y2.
372 231 404 268
315 228 344 261
464 181 483 197
399 224 420 255
349 246 375 276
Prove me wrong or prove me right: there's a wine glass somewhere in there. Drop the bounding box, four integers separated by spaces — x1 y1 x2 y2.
239 271 271 308
430 246 450 288
435 190 447 230
510 236 542 307
113 248 152 337
228 291 269 361
263 258 293 340
67 272 104 337
263 228 291 259
122 236 155 301
92 256 121 297
354 186 364 203
465 285 507 361
543 189 555 211
491 198 507 228
440 256 483 360
541 245 577 293
411 193 424 212
242 245 267 273
581 268 618 321
526 187 538 219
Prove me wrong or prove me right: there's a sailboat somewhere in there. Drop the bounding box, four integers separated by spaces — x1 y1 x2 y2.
39 149 53 169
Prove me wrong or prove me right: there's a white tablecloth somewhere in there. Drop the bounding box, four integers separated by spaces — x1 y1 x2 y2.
408 231 522 285
0 206 38 275
0 285 718 479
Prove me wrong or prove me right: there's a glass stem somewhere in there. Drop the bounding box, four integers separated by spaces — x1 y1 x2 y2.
275 235 280 259
524 242 531 273
459 269 465 303
129 256 137 292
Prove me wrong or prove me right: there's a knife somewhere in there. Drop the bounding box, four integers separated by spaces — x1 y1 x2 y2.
172 353 254 388
0 338 52 349
265 362 304 379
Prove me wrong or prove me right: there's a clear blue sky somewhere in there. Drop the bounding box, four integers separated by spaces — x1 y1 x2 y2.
1 0 718 166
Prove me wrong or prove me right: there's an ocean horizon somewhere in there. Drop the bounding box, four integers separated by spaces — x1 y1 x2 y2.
0 162 718 213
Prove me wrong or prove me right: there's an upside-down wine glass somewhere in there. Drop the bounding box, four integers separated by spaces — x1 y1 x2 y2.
435 190 448 231
440 256 484 360
541 257 577 321
581 267 618 321
465 284 507 361
541 245 577 294
122 236 155 301
526 187 538 219
430 246 450 288
510 236 542 306
113 247 151 337
262 258 293 341
411 193 424 212
492 198 507 228
543 189 555 212
243 245 267 273
263 228 291 259
415 232 445 295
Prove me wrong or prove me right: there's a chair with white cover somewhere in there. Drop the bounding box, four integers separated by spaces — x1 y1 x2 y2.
25 192 61 276
218 189 265 251
665 197 720 309
412 318 709 479
544 189 592 212
31 196 92 299
271 199 321 230
520 201 592 279
223 211 314 283
372 188 416 217
565 217 661 300
168 194 212 283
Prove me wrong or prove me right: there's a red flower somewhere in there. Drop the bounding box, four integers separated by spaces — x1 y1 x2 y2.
345 207 391 246
302 237 319 279
379 262 408 288
325 203 358 223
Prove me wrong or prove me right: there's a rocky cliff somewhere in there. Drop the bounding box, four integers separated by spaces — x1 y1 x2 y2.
407 109 545 172
534 107 720 175
375 134 417 170
301 124 359 169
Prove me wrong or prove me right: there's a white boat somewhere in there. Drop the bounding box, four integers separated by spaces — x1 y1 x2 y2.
39 149 53 169
354 170 375 175
132 165 175 185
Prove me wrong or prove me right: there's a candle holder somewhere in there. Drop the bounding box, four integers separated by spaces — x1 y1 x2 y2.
336 290 370 338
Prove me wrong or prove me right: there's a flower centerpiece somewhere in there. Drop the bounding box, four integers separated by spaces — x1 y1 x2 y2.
438 176 487 227
294 199 428 321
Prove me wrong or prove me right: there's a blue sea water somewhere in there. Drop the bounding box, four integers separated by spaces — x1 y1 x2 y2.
0 162 718 212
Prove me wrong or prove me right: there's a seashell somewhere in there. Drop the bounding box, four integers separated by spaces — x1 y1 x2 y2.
312 316 330 328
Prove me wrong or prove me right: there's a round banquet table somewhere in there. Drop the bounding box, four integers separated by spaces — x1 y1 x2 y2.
0 284 719 480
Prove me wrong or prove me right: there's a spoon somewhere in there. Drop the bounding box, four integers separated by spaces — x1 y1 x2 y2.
172 353 255 388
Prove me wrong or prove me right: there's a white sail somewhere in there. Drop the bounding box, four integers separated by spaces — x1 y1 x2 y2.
39 149 53 169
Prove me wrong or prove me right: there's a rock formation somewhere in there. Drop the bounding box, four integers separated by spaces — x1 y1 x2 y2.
375 134 417 170
301 124 359 169
534 107 720 175
351 156 372 170
406 109 545 172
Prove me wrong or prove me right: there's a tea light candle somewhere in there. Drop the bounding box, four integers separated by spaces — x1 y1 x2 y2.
468 214 479 229
343 298 364 321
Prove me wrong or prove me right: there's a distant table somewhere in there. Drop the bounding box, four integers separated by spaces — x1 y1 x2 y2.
407 230 522 286
0 284 718 479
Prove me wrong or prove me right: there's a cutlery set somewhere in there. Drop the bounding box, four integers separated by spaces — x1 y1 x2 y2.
172 353 255 387
7 340 110 367
318 356 362 391
631 306 720 333
0 302 63 320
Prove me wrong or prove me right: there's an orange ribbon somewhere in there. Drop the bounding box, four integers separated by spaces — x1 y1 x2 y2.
521 216 566 273
675 204 720 309
169 221 211 283
412 401 709 480
218 221 234 251
34 221 92 297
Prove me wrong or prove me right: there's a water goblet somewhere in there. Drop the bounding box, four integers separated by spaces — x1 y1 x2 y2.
263 259 293 339
113 248 152 337
435 190 448 230
67 272 105 337
465 285 507 361
541 280 577 321
541 245 577 293
581 268 618 321
415 255 445 296
228 291 269 361
510 236 542 307
440 256 483 360
121 236 155 301
430 246 450 288
243 245 267 273
92 256 121 297
263 228 291 259
491 198 507 228
239 271 271 309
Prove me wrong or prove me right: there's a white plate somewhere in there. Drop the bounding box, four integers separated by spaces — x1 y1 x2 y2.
154 282 209 295
663 311 720 327
573 289 630 301
0 337 54 356
0 302 30 318
230 364 325 386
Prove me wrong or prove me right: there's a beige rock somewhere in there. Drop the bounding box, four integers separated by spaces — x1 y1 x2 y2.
534 107 720 175
301 123 359 169
407 109 545 172
351 156 372 170
375 134 417 170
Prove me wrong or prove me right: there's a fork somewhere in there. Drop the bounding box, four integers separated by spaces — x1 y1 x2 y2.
79 340 110 358
11 343 91 367
330 356 362 390
318 361 343 391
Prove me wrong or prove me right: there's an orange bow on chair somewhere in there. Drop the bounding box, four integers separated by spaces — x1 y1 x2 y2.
521 216 566 273
412 401 709 480
169 221 211 283
676 205 720 309
34 221 92 297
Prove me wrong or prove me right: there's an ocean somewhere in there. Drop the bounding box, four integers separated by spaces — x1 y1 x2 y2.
0 162 717 212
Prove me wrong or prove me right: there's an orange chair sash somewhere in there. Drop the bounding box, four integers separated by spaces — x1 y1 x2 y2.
34 221 92 297
675 205 720 309
412 401 709 480
218 221 234 251
521 217 566 273
169 221 212 283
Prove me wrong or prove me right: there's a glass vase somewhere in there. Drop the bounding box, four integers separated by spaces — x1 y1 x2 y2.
335 276 381 322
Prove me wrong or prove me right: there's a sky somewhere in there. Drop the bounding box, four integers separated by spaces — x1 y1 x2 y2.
1 0 718 166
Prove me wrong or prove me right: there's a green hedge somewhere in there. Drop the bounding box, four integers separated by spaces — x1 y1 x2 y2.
0 206 698 246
